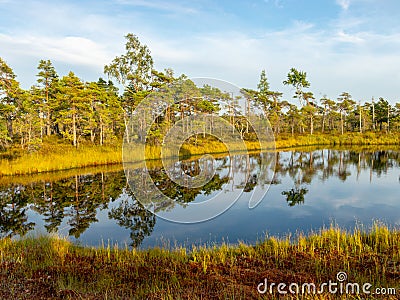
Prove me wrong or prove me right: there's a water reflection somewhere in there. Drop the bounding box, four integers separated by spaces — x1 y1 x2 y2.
282 187 308 206
108 191 155 247
0 147 399 247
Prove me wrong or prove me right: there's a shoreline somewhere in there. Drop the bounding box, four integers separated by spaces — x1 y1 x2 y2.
0 132 399 176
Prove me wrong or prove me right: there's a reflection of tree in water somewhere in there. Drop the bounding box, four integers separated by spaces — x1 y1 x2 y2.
109 190 156 248
0 170 127 238
0 148 399 243
146 154 272 210
34 171 126 238
366 151 395 176
236 153 276 191
39 182 65 233
180 160 201 177
276 148 400 206
282 187 308 206
64 172 127 238
337 151 351 182
0 185 34 238
148 167 230 206
0 160 233 245
276 149 400 185
66 174 107 238
244 174 257 192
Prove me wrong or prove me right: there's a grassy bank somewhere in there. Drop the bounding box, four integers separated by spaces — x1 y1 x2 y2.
0 142 122 176
274 132 400 149
1 132 399 176
0 223 399 299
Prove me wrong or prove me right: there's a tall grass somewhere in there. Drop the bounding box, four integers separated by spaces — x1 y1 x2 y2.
275 132 400 149
0 145 122 176
1 222 399 299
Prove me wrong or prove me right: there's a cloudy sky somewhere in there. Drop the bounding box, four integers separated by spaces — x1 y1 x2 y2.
1 0 399 103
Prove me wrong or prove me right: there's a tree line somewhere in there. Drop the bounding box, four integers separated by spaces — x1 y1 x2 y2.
1 33 399 151
255 68 400 136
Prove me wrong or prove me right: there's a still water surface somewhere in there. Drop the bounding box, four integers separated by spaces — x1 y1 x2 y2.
1 147 399 248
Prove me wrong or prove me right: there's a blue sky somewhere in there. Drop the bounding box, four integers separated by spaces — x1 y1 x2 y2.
1 0 399 103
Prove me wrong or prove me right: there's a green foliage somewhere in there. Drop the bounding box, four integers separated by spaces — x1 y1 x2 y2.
283 67 310 105
0 114 10 148
35 60 59 137
104 33 154 92
257 69 270 96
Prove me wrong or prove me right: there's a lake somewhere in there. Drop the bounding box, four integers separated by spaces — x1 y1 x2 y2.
1 146 399 249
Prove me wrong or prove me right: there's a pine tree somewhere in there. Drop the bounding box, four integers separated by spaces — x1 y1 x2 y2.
36 60 59 136
58 72 87 147
337 92 356 135
0 57 22 140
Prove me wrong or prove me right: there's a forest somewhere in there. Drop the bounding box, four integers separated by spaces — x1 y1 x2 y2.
1 33 400 153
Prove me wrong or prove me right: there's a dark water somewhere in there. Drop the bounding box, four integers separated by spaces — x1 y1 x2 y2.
1 147 399 248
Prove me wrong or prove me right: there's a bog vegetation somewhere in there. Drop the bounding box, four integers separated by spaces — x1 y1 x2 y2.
1 223 399 299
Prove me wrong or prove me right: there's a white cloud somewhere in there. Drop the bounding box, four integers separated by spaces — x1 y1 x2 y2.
335 30 364 43
263 0 284 8
0 34 111 67
115 0 198 14
0 33 116 86
150 40 194 62
336 0 351 11
147 23 400 103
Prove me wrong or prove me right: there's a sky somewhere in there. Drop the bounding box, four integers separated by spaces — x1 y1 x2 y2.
0 0 399 104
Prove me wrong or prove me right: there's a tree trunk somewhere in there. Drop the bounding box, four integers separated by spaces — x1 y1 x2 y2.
100 122 104 146
90 129 95 144
6 116 13 139
47 109 52 136
203 114 206 138
20 125 24 148
340 112 344 135
372 98 375 131
321 104 327 133
73 113 77 147
123 112 130 143
28 119 32 144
